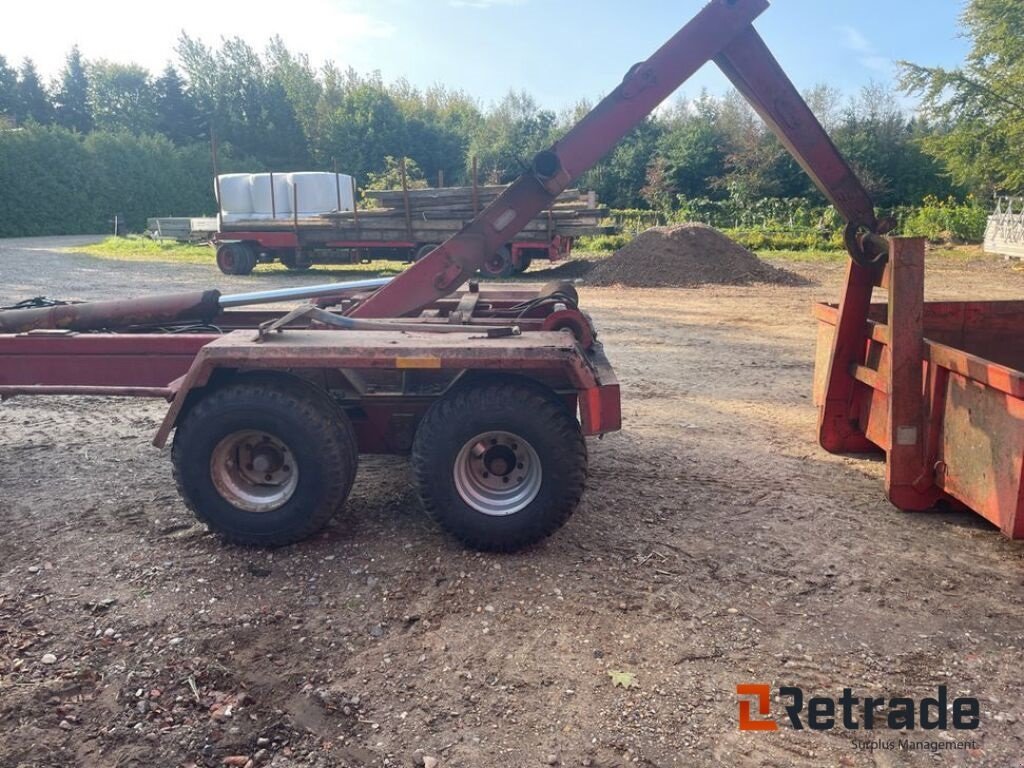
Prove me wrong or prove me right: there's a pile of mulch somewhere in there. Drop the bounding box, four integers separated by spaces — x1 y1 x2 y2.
582 223 806 288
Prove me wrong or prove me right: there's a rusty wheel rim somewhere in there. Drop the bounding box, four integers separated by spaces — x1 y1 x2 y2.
210 430 299 513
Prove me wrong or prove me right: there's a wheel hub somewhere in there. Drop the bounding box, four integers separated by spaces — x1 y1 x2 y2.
211 430 298 513
454 431 542 516
482 444 516 477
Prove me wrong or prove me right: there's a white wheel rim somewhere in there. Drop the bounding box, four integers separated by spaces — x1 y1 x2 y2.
453 430 542 516
210 430 299 513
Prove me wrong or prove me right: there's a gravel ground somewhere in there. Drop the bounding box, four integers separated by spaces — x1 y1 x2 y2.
0 238 1022 768
0 236 367 304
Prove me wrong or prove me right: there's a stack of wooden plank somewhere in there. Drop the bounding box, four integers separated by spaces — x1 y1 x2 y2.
362 186 595 215
318 185 615 241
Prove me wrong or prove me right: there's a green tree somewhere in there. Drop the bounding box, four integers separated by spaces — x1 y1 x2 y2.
468 91 556 183
258 72 310 168
364 156 428 192
88 61 157 134
53 46 92 133
215 38 269 156
0 123 266 235
900 0 1024 194
16 58 53 124
832 84 956 207
265 37 322 152
715 90 793 205
389 81 481 187
175 33 217 128
315 67 408 180
153 65 202 143
177 34 308 167
0 55 16 126
653 94 728 203
577 114 664 209
423 86 483 186
640 156 674 211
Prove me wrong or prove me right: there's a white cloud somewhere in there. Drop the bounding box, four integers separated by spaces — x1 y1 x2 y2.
0 0 394 78
837 25 891 74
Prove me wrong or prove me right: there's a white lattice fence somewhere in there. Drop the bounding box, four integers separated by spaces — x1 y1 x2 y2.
985 197 1024 259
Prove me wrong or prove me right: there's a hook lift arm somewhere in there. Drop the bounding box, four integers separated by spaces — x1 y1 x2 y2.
0 0 889 335
351 0 890 319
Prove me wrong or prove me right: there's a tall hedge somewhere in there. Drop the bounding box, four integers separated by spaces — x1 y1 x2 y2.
0 125 256 236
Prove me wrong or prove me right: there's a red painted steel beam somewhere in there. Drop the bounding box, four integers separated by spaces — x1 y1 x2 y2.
817 261 880 453
214 231 299 248
714 27 883 250
350 0 769 318
883 238 942 509
0 386 173 399
0 334 211 389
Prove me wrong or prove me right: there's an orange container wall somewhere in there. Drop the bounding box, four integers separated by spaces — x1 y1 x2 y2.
813 301 1024 539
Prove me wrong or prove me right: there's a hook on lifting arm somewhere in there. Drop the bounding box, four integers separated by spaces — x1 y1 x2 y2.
352 0 889 320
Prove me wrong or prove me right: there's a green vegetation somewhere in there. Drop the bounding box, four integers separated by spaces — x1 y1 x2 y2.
900 0 1024 195
0 0 1013 240
75 236 408 276
760 245 984 264
0 128 254 237
901 196 989 243
75 235 987 275
576 233 633 252
758 249 848 263
76 236 215 264
725 228 843 252
587 192 990 254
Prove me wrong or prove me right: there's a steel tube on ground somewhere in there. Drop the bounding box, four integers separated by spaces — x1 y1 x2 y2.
218 278 392 308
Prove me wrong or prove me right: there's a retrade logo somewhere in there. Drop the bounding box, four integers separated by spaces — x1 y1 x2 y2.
736 684 981 732
737 684 778 731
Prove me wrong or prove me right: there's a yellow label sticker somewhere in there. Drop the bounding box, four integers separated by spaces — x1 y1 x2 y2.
395 357 442 369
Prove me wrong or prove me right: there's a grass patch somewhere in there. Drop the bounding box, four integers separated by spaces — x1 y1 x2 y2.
72 236 411 277
925 244 985 261
761 245 988 264
247 260 410 279
757 249 847 263
74 236 214 264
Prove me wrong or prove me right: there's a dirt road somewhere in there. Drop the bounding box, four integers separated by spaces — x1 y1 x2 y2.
0 240 1021 767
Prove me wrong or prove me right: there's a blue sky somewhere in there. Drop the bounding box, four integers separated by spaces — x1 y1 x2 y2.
2 0 971 110
368 0 971 108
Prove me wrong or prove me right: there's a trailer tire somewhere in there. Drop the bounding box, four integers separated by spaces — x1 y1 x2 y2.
171 375 358 547
281 250 312 271
216 243 256 275
512 254 533 274
479 246 514 278
411 380 587 552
